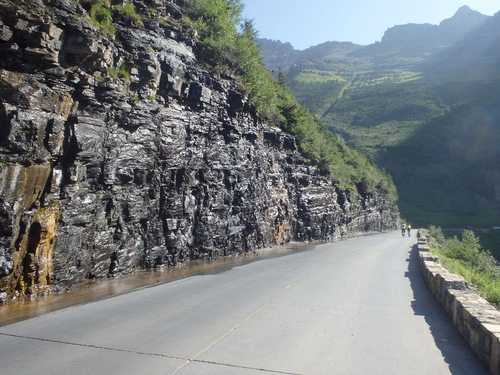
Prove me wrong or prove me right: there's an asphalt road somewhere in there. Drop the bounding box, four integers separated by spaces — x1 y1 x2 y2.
0 231 489 374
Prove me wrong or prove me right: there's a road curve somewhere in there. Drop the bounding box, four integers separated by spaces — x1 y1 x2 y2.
0 231 488 374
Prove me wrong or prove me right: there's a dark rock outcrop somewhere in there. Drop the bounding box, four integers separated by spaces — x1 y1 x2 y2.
0 0 398 301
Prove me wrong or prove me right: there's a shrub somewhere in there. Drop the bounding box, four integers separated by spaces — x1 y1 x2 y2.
439 230 498 275
428 225 445 243
89 0 116 35
429 228 500 305
81 0 144 34
114 3 144 27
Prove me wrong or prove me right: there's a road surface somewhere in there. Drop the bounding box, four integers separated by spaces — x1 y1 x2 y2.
0 231 488 374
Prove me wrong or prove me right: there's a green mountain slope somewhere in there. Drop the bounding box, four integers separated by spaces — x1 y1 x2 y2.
260 6 500 229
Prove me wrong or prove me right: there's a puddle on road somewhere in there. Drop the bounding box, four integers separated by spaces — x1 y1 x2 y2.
0 242 312 326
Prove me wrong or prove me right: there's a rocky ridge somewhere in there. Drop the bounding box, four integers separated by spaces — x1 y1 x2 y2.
0 0 398 301
378 6 490 51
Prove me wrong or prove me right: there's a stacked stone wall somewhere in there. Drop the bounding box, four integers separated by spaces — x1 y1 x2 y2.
417 231 500 374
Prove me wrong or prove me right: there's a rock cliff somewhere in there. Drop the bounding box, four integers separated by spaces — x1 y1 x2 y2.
0 0 399 301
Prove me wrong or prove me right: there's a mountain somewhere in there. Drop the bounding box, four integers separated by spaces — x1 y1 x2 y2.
0 0 398 300
257 39 300 75
376 5 489 52
259 6 500 231
439 5 490 37
259 40 362 79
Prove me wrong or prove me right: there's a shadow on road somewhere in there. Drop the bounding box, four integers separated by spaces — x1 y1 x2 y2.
405 244 489 375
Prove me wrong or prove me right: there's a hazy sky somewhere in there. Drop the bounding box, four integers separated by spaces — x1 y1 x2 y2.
242 0 500 50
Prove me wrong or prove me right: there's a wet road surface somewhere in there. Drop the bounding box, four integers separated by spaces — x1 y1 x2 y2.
0 231 489 374
0 242 309 327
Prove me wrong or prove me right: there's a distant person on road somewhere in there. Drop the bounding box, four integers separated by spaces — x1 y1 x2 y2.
407 224 412 237
401 223 406 237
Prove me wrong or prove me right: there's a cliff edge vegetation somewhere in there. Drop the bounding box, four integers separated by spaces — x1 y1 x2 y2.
184 0 397 202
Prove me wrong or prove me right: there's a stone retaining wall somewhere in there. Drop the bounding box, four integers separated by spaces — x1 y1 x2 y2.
417 231 500 374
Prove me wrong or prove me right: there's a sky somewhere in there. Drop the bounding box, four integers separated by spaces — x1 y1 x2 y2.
242 0 500 50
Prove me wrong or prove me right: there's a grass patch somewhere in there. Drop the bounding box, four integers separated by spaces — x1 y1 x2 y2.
80 0 144 35
431 253 500 307
114 3 143 27
293 70 348 84
426 227 500 306
107 63 132 81
430 250 500 307
89 1 116 35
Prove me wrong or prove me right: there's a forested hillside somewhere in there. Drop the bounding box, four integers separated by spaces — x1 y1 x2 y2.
260 6 500 229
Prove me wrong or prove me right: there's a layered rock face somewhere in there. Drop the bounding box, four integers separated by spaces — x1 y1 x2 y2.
0 0 399 300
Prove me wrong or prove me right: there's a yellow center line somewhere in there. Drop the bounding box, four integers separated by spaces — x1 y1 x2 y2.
169 284 292 374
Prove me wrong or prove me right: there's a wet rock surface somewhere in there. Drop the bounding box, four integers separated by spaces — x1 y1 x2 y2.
0 0 399 301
